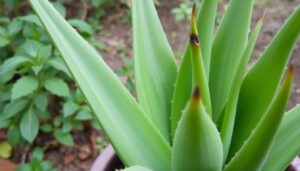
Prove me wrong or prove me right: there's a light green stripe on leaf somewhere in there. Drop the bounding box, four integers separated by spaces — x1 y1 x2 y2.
132 0 177 141
230 5 300 158
262 105 300 171
224 66 294 171
209 0 254 122
29 0 171 170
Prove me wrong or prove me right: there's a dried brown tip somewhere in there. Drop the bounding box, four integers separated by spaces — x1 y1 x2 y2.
190 34 200 46
192 3 197 21
260 10 268 22
193 86 201 101
288 64 295 76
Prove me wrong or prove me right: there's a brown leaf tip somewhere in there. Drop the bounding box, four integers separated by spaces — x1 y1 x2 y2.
190 34 200 46
288 64 295 76
192 3 197 21
193 86 201 101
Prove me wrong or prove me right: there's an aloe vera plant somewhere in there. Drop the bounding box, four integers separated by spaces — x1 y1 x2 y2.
29 0 300 170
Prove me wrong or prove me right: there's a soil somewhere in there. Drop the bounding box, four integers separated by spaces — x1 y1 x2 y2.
2 0 300 171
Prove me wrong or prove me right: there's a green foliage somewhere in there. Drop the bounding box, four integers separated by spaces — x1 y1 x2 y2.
16 147 56 171
30 0 300 171
171 1 193 21
0 1 103 149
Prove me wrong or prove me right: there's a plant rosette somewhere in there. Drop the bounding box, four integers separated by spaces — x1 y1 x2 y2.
30 0 300 171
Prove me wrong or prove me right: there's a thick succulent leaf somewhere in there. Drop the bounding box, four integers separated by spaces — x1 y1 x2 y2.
220 18 263 160
170 0 218 139
172 88 223 171
190 6 211 115
262 105 300 171
230 5 300 158
29 0 171 170
209 0 254 122
132 0 177 141
224 67 294 171
121 166 152 171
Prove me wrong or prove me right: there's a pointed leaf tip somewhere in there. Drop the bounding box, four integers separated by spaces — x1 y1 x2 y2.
287 64 295 77
192 3 197 20
193 86 201 101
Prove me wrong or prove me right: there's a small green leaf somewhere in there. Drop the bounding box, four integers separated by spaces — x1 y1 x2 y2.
44 77 70 97
7 126 21 146
0 56 31 80
63 100 80 117
75 107 93 120
62 121 73 133
8 19 23 36
54 129 74 146
3 99 28 119
12 76 39 100
68 19 93 36
19 14 43 27
47 58 71 77
40 124 52 133
34 93 48 111
20 108 39 143
32 147 44 161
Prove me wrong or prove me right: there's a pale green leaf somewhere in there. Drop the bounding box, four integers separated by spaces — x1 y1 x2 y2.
44 77 70 97
54 129 74 146
262 105 300 171
221 17 263 161
209 0 254 122
12 76 39 100
0 56 31 80
20 108 39 143
132 0 177 140
3 99 29 119
47 57 71 77
230 6 300 158
172 88 223 171
63 100 80 117
30 0 171 170
224 67 294 171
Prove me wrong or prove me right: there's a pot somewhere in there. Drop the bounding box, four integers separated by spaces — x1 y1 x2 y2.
91 145 123 171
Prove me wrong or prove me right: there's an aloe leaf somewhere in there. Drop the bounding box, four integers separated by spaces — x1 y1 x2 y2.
230 6 300 158
220 17 264 161
170 0 218 139
132 0 177 141
121 166 152 171
261 105 300 171
172 87 223 171
29 0 171 170
209 0 254 122
224 66 294 171
190 5 211 116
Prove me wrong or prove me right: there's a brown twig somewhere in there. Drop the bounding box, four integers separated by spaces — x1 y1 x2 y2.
79 0 88 20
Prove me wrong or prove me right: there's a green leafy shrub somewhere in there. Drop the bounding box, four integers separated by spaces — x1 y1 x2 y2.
30 0 300 171
16 147 56 171
0 7 101 147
